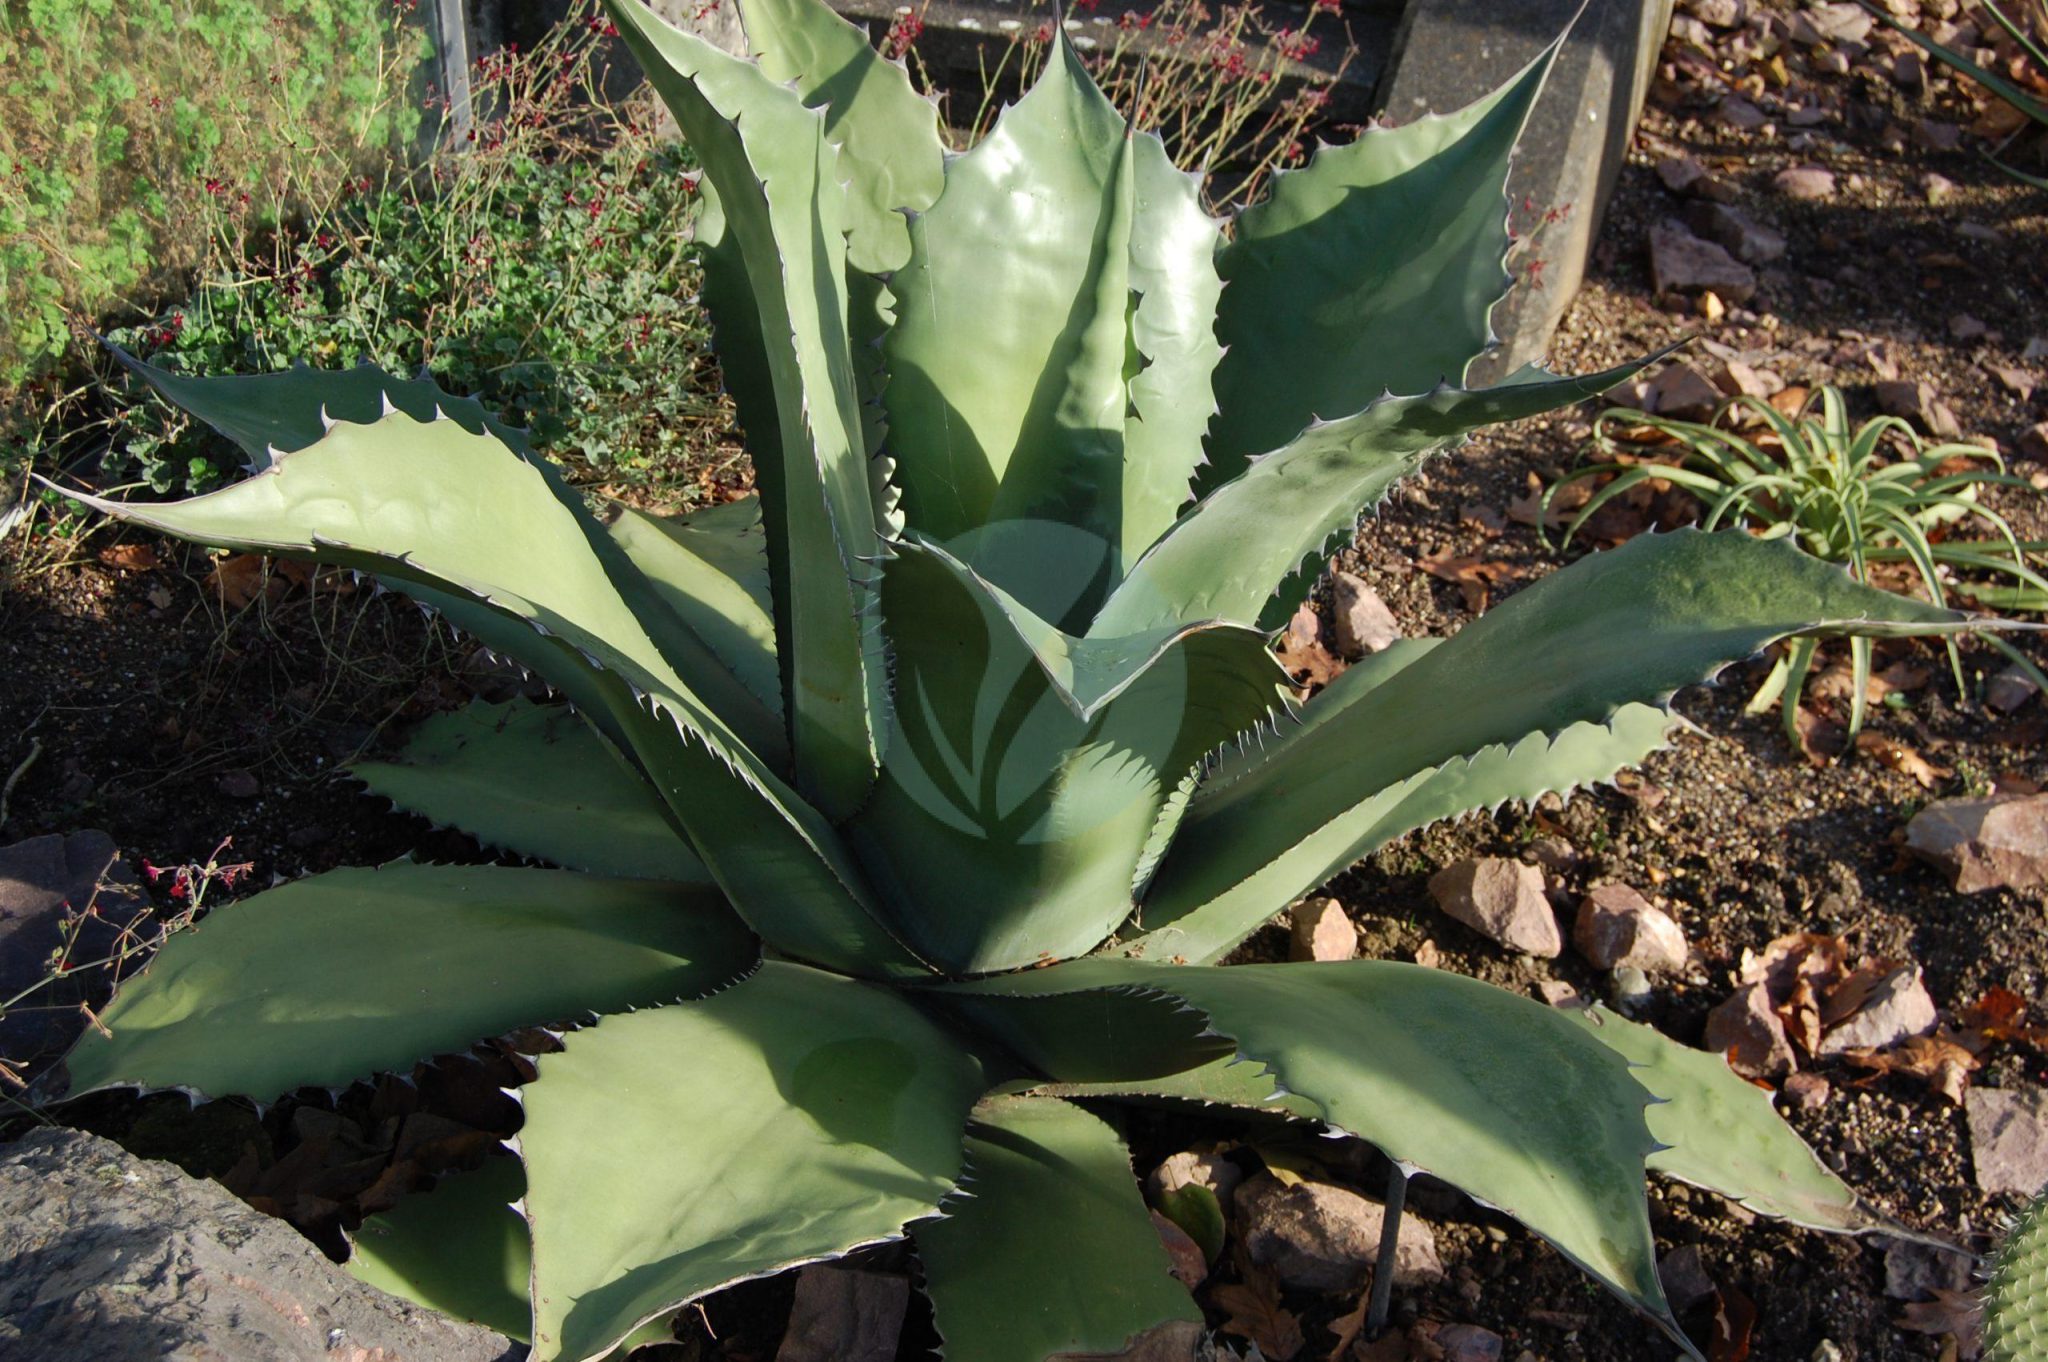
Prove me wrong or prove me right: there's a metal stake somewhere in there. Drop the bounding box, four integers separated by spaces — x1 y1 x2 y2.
1366 1162 1409 1340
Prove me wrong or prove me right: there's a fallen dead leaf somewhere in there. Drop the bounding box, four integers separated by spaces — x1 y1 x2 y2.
1842 1033 1982 1105
1709 1284 1757 1362
1459 502 1506 536
1275 604 1344 693
1507 472 1586 531
98 542 161 571
1213 1270 1305 1361
206 554 280 609
1324 1296 1369 1362
1957 987 2048 1052
1855 732 1949 788
1417 550 1521 614
1895 1286 1983 1359
1149 1210 1207 1291
1793 706 1847 766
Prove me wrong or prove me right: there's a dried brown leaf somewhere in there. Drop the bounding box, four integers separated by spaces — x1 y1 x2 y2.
98 542 161 571
1417 550 1520 614
1895 1286 1983 1359
1213 1270 1305 1361
1275 604 1344 693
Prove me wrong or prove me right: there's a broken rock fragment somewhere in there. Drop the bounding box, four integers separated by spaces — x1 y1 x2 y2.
1331 570 1401 658
1685 200 1788 264
1705 980 1798 1079
1573 883 1689 973
1427 858 1561 957
1905 795 2048 893
1816 965 1937 1055
1875 379 1962 439
1649 222 1757 302
1965 1085 2048 1196
1289 897 1358 962
1234 1174 1444 1294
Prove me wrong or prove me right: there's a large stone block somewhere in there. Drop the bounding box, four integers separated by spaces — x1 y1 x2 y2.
0 1128 517 1362
1376 0 1675 377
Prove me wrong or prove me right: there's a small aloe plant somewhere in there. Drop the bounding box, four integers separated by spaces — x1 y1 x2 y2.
48 1 1983 1358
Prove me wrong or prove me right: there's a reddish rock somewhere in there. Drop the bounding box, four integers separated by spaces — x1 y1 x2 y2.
1905 795 2048 893
1331 571 1400 658
1876 380 1962 439
1289 897 1358 963
1783 1071 1832 1112
1427 858 1562 957
1658 1245 1717 1313
1437 1324 1505 1362
1705 981 1798 1079
1646 363 1726 420
1816 965 1937 1055
2017 421 2048 463
1685 201 1788 264
1966 1086 2048 1196
1573 884 1689 973
1649 223 1757 302
1773 166 1837 200
1234 1174 1443 1293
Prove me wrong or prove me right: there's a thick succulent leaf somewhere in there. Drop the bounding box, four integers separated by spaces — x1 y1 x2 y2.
61 409 924 978
1097 360 1654 636
1568 1004 1888 1234
1027 1055 1322 1121
882 42 1221 622
1136 531 1967 958
605 500 780 715
1134 703 1678 965
60 865 756 1102
609 0 883 817
1122 138 1227 564
97 352 783 759
914 1095 1200 1361
517 963 984 1362
692 186 783 467
732 0 944 274
108 348 519 472
940 960 1683 1342
1200 45 1553 494
351 698 710 883
851 540 1285 975
348 1157 531 1340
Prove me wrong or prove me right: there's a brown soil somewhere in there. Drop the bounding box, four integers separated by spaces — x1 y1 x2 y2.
4 3 2048 1361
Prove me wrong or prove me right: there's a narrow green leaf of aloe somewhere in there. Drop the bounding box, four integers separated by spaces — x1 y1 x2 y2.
914 1095 1200 1362
350 698 710 884
518 963 984 1362
61 865 756 1102
1201 42 1557 494
940 960 1687 1350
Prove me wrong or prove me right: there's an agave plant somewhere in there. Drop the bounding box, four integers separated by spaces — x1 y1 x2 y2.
49 1 1981 1358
